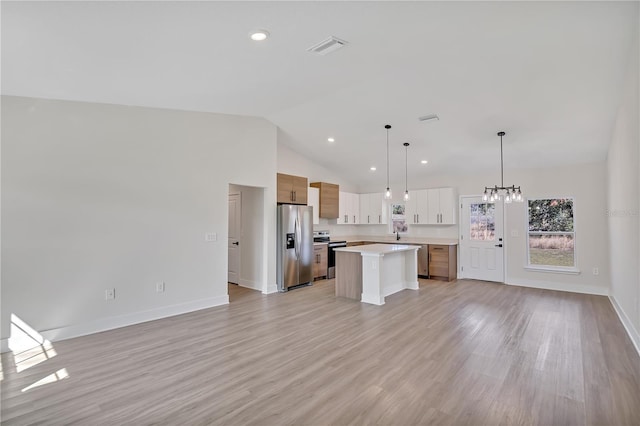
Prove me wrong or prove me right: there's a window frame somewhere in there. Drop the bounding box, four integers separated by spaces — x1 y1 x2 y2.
525 196 580 274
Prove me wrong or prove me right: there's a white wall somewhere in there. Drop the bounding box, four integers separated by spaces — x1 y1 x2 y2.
607 23 640 351
1 96 278 345
229 184 264 291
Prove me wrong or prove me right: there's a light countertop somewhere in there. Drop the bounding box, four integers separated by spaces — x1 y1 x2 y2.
333 243 420 255
338 236 458 246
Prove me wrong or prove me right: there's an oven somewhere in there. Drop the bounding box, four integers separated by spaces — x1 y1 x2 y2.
327 240 347 279
313 231 347 279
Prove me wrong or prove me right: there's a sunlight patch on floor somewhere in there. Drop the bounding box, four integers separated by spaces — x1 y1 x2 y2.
9 314 57 372
21 368 69 392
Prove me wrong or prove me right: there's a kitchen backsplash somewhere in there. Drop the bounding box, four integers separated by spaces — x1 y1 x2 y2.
314 219 458 239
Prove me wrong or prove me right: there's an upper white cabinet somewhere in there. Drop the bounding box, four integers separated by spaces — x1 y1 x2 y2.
336 187 456 225
308 186 320 225
427 187 456 224
337 191 360 225
405 189 429 224
359 192 387 224
406 187 456 225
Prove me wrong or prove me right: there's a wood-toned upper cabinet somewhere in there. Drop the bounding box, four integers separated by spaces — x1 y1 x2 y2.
310 182 339 219
277 173 308 205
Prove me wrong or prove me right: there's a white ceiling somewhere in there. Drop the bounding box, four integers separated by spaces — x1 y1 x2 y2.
2 1 638 188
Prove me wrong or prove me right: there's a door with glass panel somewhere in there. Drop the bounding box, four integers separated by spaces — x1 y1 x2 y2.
460 196 504 282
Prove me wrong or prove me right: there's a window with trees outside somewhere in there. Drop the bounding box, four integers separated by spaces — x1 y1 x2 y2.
527 198 575 269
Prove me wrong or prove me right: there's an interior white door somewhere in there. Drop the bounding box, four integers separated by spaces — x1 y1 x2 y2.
460 196 504 282
228 193 241 284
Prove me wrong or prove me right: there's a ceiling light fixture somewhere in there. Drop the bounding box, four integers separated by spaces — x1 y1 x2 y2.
327 137 335 143
403 142 410 202
370 166 377 171
418 114 439 123
250 30 270 41
421 160 428 164
482 131 523 203
384 124 392 200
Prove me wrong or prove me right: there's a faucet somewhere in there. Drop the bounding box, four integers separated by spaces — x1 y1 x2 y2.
396 231 400 241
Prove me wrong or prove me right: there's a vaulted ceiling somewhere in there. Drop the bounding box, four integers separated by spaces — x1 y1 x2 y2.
3 1 638 187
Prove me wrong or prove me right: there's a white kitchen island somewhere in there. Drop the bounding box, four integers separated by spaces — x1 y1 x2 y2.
333 244 420 305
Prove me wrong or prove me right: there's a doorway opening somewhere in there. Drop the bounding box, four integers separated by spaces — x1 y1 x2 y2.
228 184 266 300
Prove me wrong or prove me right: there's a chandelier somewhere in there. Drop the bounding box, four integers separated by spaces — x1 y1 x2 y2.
482 131 523 203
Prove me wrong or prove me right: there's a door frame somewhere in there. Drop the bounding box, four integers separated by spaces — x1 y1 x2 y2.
228 192 241 285
459 194 506 283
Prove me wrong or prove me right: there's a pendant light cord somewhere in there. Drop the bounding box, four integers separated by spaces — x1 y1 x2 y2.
500 132 504 187
385 125 391 191
404 143 409 192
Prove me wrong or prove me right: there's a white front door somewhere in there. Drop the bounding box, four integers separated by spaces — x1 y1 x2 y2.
228 193 241 284
460 196 504 282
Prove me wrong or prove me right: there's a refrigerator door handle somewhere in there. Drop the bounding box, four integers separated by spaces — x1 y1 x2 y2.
294 215 300 259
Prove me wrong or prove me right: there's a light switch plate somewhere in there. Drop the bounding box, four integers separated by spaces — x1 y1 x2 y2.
511 230 519 237
205 232 217 242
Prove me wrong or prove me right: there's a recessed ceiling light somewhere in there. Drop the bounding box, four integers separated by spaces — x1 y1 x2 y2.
421 160 428 164
370 166 377 171
327 137 335 142
250 30 270 41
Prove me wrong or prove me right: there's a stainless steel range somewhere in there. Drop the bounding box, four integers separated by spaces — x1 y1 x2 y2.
313 230 346 279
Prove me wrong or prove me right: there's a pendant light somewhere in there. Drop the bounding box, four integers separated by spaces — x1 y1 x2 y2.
384 124 392 199
482 131 523 203
403 142 410 201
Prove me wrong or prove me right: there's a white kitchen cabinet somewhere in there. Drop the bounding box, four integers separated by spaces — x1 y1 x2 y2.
359 192 387 225
427 187 456 224
308 186 320 225
337 191 360 225
405 189 429 224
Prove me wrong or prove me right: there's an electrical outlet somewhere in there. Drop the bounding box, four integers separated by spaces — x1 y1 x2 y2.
105 288 115 300
156 281 165 293
593 267 599 276
205 232 217 242
511 230 519 237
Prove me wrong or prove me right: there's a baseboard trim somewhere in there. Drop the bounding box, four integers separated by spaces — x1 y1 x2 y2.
506 278 609 296
264 284 278 294
0 295 229 353
609 295 640 357
238 278 261 291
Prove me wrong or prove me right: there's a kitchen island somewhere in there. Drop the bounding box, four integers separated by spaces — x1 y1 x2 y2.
342 236 458 281
333 244 420 305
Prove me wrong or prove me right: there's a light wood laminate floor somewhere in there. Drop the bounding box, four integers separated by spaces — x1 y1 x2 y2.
2 279 640 425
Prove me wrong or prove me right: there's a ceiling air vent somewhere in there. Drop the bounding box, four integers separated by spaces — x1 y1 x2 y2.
307 36 348 56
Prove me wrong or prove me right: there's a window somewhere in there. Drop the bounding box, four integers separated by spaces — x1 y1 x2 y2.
469 203 495 241
527 198 575 269
391 204 407 233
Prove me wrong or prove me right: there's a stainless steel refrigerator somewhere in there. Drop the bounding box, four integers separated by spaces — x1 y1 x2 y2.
277 204 313 292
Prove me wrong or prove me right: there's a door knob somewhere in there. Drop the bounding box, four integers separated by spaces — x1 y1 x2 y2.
232 241 239 246
495 244 503 247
